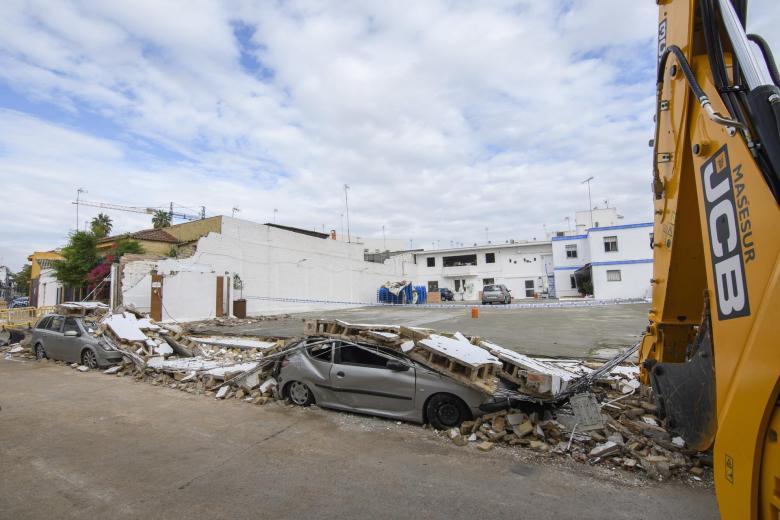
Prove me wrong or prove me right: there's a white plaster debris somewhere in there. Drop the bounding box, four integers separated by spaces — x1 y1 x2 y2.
192 336 277 350
672 436 686 448
215 386 229 399
180 371 197 383
259 377 277 394
9 345 23 354
204 362 260 378
642 416 659 426
154 342 174 355
103 365 122 374
77 365 90 372
400 340 415 353
103 313 148 342
419 334 500 368
481 340 578 395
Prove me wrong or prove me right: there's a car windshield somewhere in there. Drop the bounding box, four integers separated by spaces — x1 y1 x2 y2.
484 285 497 291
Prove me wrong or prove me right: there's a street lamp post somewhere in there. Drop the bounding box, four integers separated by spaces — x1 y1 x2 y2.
344 184 351 243
76 188 87 231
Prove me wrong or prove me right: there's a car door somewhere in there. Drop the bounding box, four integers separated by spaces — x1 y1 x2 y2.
44 316 66 360
61 317 83 363
331 342 416 415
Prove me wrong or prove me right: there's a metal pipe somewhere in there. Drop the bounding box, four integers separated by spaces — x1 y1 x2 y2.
717 0 773 90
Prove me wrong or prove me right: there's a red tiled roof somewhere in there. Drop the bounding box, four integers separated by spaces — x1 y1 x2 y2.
130 229 179 243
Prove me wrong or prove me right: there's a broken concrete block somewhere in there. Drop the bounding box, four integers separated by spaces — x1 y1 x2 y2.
492 416 506 433
672 436 685 448
448 428 460 440
259 377 277 395
240 371 260 391
103 365 122 375
235 388 246 399
589 441 621 458
468 433 477 442
460 421 475 435
477 441 494 452
215 386 229 399
252 396 269 405
180 371 197 383
512 421 533 438
607 433 624 446
451 434 468 447
529 440 549 452
9 345 24 354
689 466 704 476
506 412 526 426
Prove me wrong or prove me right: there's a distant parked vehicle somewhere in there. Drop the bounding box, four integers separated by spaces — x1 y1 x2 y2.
9 297 29 308
482 284 512 305
439 288 454 301
275 338 504 429
30 314 123 368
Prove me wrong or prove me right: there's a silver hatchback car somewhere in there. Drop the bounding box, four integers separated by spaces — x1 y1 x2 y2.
30 314 124 368
482 284 512 305
276 338 500 429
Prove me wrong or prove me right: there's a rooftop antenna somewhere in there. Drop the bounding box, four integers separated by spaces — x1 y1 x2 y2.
582 176 594 228
232 207 240 218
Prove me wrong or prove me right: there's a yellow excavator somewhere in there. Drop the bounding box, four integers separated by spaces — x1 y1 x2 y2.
638 0 779 517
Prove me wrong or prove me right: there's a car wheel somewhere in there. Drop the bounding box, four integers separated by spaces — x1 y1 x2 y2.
287 381 314 406
34 343 47 360
426 394 469 430
81 349 98 369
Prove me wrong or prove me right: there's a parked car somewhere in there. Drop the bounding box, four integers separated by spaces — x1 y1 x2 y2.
439 288 454 301
275 338 503 429
9 296 29 308
30 314 124 368
482 284 512 305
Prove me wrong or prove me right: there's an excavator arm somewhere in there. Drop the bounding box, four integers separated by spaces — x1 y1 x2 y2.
638 0 780 517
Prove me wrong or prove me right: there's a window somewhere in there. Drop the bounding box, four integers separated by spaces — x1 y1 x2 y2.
426 257 435 267
307 342 332 363
337 344 389 368
63 318 80 334
570 275 577 289
604 236 618 252
565 244 577 258
607 270 622 282
482 278 494 286
36 316 52 330
47 316 64 332
427 281 439 292
485 253 495 263
443 254 477 267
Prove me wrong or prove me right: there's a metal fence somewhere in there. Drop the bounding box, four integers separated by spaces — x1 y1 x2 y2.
0 306 56 328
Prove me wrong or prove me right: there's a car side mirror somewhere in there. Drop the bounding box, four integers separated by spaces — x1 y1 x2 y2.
386 360 409 371
64 330 79 337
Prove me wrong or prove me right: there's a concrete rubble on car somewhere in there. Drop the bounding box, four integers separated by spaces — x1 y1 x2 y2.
1 312 711 482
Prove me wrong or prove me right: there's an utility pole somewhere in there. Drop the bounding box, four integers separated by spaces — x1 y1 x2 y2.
382 225 386 250
582 176 594 228
340 213 344 241
344 184 351 243
75 188 87 231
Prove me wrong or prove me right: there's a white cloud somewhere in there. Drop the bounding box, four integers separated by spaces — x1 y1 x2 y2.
0 0 778 271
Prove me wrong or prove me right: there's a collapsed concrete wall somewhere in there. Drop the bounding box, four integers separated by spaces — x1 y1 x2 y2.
120 217 415 319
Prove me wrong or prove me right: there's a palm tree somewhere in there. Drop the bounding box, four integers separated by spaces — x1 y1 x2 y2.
152 210 172 229
90 213 113 238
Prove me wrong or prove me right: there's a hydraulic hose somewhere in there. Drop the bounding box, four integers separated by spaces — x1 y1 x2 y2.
747 34 780 88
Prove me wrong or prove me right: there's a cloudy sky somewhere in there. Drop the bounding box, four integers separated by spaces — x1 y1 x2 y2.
1 1 778 270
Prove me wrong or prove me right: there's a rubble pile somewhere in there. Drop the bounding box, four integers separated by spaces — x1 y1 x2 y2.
183 314 292 334
3 312 711 483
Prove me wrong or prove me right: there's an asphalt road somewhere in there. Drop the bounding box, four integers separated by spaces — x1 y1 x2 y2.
0 357 719 520
193 303 650 358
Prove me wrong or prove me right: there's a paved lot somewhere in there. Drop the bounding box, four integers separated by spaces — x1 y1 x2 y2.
0 357 718 520
201 303 650 358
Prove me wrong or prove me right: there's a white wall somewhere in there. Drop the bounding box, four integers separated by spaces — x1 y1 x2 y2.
160 271 220 322
551 236 588 298
121 217 415 318
38 269 62 307
120 260 157 312
591 263 652 299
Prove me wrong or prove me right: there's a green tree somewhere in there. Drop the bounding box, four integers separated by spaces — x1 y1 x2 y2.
114 238 144 257
52 231 99 288
11 264 31 296
90 213 113 238
152 210 172 229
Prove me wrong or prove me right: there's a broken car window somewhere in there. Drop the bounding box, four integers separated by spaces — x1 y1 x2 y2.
337 344 388 368
308 343 332 363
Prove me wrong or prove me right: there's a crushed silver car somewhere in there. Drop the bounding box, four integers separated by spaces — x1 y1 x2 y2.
30 314 124 368
275 337 502 429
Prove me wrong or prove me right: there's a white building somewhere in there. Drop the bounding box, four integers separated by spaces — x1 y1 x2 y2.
412 241 553 301
551 208 653 299
119 217 416 320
